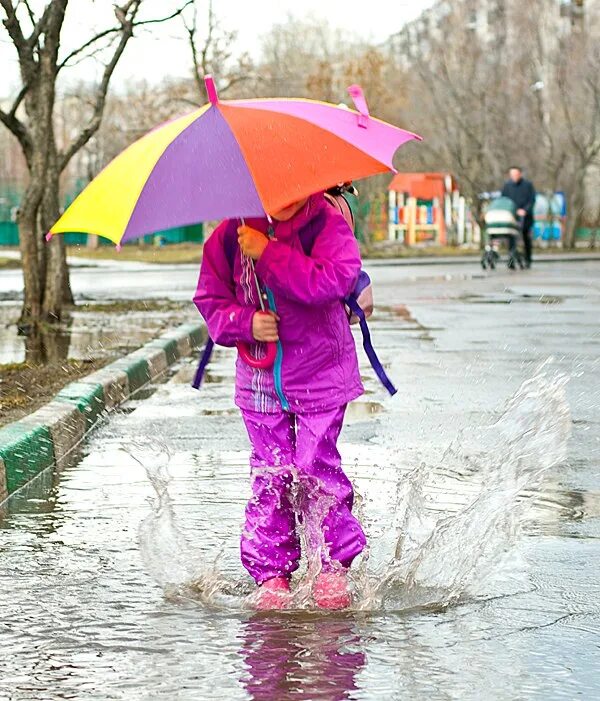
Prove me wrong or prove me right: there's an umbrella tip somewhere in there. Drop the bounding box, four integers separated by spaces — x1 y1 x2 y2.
205 75 219 105
45 232 53 242
347 84 370 128
115 244 122 252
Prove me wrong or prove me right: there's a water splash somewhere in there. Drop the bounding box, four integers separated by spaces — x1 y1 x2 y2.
136 369 571 612
134 440 195 592
357 369 571 611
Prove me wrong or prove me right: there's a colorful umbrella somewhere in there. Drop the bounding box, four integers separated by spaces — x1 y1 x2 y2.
48 76 421 247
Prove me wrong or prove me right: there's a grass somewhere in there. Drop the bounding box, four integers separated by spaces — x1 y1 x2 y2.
363 244 480 259
74 299 186 313
0 357 113 428
0 257 22 270
66 243 202 264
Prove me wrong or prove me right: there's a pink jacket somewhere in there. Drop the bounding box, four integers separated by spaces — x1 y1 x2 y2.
194 194 364 413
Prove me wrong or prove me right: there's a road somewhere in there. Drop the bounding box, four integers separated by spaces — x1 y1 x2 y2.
1 260 599 699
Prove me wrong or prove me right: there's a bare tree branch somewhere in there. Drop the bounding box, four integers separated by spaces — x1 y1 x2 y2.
134 0 192 27
0 105 32 155
58 1 192 171
57 0 193 71
183 0 210 97
21 0 36 29
199 0 215 79
58 2 141 171
0 0 35 77
7 80 29 118
57 25 121 70
220 73 252 95
27 2 53 51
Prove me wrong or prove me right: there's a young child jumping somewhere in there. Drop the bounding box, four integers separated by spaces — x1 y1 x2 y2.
194 192 366 609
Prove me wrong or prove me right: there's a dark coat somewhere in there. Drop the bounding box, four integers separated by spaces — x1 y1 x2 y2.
501 178 536 216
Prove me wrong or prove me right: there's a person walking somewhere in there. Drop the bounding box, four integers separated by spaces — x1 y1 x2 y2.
501 166 536 268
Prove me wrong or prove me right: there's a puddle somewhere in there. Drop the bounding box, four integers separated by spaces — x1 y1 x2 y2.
459 293 565 305
0 300 197 364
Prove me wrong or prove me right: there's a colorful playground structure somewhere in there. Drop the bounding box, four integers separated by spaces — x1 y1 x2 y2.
387 172 478 246
532 192 566 246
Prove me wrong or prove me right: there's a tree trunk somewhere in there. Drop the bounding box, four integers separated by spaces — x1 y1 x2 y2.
41 137 70 322
62 243 74 305
565 173 586 250
17 172 45 328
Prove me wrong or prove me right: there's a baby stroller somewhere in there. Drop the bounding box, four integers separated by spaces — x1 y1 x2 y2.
481 196 526 270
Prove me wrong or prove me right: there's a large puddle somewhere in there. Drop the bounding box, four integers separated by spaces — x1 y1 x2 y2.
0 300 197 364
1 266 599 699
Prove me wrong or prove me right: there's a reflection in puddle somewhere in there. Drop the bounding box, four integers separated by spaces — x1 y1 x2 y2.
240 614 365 701
459 293 565 305
0 301 197 364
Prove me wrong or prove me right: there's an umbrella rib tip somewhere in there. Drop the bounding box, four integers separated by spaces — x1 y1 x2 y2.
204 74 219 105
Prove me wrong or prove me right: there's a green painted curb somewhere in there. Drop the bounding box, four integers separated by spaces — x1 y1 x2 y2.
0 422 55 494
0 322 205 504
127 347 168 381
0 457 8 503
19 401 87 467
55 381 105 430
178 323 205 347
83 368 129 409
146 338 179 365
108 357 151 393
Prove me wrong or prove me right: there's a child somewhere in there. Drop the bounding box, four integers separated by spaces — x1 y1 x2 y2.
194 192 366 609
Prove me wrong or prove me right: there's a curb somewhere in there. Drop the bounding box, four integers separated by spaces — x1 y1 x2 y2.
365 253 600 267
0 322 206 503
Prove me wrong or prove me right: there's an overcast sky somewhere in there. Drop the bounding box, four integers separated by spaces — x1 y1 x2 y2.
0 0 436 97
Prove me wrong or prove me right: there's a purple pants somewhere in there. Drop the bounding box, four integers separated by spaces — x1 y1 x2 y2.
240 406 366 584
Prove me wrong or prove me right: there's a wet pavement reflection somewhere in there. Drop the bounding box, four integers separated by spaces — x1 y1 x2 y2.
1 261 599 699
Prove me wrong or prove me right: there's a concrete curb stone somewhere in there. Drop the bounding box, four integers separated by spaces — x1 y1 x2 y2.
0 322 206 504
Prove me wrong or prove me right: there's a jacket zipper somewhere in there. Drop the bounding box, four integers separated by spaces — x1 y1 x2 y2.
264 223 289 411
265 286 289 411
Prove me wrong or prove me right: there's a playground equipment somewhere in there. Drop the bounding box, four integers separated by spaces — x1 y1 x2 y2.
533 192 566 247
388 172 478 246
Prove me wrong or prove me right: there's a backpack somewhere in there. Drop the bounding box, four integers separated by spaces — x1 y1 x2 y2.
192 192 397 396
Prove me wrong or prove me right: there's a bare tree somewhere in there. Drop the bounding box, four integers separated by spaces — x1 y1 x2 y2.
555 34 600 247
0 0 191 329
394 4 511 231
183 0 254 103
388 0 600 248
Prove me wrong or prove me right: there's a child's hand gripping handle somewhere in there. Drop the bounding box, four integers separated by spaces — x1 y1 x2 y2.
236 310 278 369
236 339 277 369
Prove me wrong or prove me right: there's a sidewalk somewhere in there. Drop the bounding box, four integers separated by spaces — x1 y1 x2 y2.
2 248 600 270
366 252 600 266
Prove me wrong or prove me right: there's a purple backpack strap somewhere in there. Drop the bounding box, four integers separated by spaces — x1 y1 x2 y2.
222 220 240 269
192 221 239 390
301 218 396 395
345 292 397 396
192 337 214 389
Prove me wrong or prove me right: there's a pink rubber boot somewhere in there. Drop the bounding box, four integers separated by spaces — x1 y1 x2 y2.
313 570 352 610
255 577 291 610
